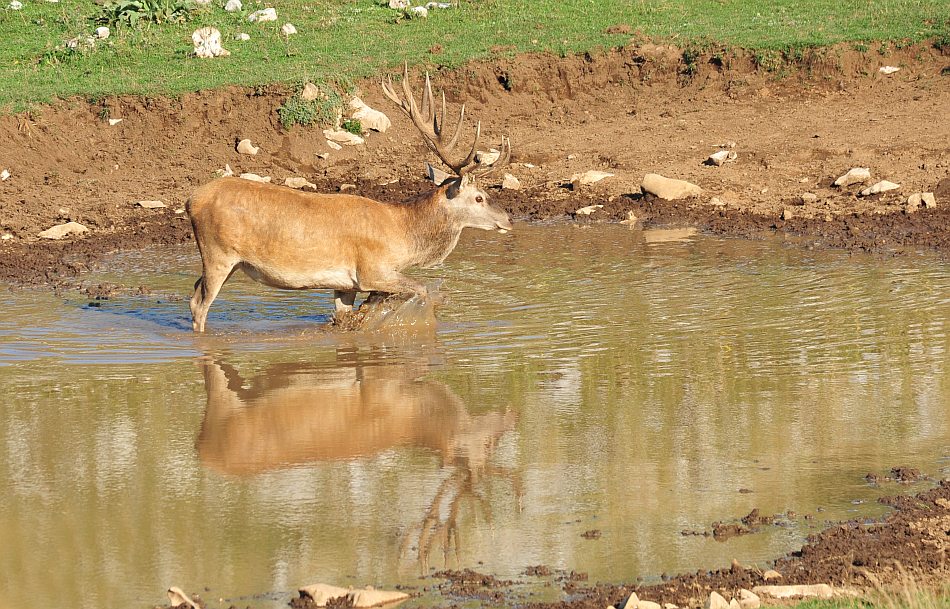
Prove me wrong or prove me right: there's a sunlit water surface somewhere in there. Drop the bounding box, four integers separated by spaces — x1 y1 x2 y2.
1 225 948 609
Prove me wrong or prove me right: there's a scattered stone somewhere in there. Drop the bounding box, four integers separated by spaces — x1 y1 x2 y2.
219 164 234 177
0 169 9 181
1 233 13 241
95 26 110 39
299 584 409 608
728 599 741 609
619 210 638 225
860 180 900 196
326 140 343 151
425 1 452 8
751 585 834 600
192 27 230 58
38 221 88 240
349 97 391 132
575 204 604 216
284 177 316 190
571 170 614 185
641 173 703 200
476 149 501 165
640 601 662 609
388 0 408 7
738 589 760 609
936 498 950 509
705 591 729 609
236 139 259 155
762 570 783 581
280 22 297 35
323 129 364 146
301 82 324 101
502 173 521 190
339 183 356 192
224 0 241 10
709 197 725 207
105 118 122 126
706 150 737 166
620 592 639 609
833 167 871 187
136 200 166 209
9 1 22 9
167 587 200 609
239 173 270 182
248 7 277 22
800 192 818 205
879 66 900 74
316 152 329 160
906 192 936 212
234 32 250 41
410 5 428 17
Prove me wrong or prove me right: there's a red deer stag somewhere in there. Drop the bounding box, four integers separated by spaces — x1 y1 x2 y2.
186 66 512 332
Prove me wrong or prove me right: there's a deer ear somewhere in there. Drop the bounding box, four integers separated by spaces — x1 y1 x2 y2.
426 163 453 186
445 176 464 199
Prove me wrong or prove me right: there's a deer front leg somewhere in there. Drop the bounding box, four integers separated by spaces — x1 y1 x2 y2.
334 290 357 314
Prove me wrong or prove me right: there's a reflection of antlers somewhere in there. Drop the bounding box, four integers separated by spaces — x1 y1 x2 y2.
382 64 511 178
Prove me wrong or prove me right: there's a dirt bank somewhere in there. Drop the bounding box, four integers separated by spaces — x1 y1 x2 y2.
1 43 949 289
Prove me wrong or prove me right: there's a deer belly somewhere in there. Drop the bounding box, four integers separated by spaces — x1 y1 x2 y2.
240 263 358 290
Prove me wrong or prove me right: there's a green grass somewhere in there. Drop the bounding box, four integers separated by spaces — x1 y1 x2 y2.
791 585 950 609
0 0 948 111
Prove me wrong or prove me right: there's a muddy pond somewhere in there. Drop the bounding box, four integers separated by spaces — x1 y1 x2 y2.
1 225 948 609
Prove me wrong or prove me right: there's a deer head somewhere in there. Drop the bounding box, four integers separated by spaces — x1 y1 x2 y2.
383 65 513 233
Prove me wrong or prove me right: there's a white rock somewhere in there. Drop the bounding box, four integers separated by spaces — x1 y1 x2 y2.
9 1 22 9
219 164 234 177
167 587 199 609
728 599 741 609
194 0 211 5
476 149 501 166
738 589 761 609
239 173 270 182
323 129 364 146
95 26 110 39
108 118 122 126
192 27 230 58
762 570 783 581
38 222 89 240
801 192 818 204
299 583 351 606
339 183 356 192
1 233 13 240
860 180 900 196
388 0 409 7
501 173 521 190
879 66 900 74
619 210 638 225
642 173 703 200
301 82 324 101
575 204 603 216
571 170 614 185
664 604 678 609
248 7 277 22
223 0 241 10
426 1 451 7
236 139 259 155
410 5 428 16
620 592 639 609
284 176 316 190
280 22 297 35
348 97 391 133
751 585 834 600
705 591 729 609
234 32 250 41
316 152 329 160
0 169 10 181
326 140 342 151
640 601 662 609
348 588 410 608
782 208 794 220
906 192 936 212
833 167 871 187
707 150 737 166
137 200 166 209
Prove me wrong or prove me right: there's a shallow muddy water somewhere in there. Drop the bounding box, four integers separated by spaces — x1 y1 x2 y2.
1 225 948 609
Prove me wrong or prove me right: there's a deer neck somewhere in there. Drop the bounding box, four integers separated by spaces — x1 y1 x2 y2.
403 187 465 268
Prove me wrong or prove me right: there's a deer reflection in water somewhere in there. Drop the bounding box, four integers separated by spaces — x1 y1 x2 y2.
195 349 520 569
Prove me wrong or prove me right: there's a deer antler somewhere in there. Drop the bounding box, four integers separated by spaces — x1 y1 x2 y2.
383 64 499 178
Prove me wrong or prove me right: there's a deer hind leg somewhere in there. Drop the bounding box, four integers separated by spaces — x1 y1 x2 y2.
190 261 239 333
360 273 427 301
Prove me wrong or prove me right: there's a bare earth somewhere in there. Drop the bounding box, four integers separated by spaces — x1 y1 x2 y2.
0 43 948 607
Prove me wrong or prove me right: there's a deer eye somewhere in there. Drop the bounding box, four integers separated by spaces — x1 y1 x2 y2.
475 195 484 203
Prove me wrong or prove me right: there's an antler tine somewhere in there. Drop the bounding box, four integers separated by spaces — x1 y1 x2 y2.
457 121 481 176
470 136 512 179
421 72 435 125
